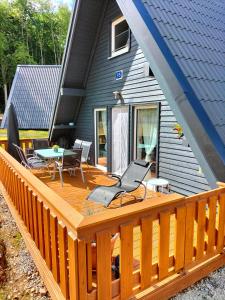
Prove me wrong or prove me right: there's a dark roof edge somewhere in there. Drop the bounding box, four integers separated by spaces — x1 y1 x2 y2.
1 66 21 128
17 65 61 68
117 0 225 186
48 0 81 138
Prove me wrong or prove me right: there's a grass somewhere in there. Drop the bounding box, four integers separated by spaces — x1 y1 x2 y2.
0 129 48 141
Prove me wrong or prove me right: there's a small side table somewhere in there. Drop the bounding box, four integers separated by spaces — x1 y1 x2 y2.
147 178 170 193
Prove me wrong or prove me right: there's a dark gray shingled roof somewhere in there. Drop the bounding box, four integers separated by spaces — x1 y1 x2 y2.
49 0 225 186
1 65 61 129
140 0 225 143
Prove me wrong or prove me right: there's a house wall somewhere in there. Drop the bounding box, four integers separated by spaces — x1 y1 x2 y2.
75 0 210 196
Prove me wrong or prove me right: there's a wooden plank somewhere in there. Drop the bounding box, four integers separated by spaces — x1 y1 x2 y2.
50 213 60 283
86 242 93 293
184 202 195 266
96 231 112 300
196 199 207 260
58 221 69 299
207 196 217 255
175 206 186 271
78 240 88 300
27 188 34 239
159 211 170 280
217 193 225 252
68 232 79 300
32 193 39 248
43 205 52 269
24 184 29 229
20 180 26 223
141 216 152 289
120 223 133 300
37 199 45 257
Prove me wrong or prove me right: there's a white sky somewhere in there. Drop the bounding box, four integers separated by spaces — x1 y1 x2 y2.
53 0 74 9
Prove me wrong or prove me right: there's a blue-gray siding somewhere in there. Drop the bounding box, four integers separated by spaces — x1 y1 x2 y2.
74 0 210 196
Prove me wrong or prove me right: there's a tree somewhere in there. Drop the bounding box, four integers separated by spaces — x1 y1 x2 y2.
0 0 71 111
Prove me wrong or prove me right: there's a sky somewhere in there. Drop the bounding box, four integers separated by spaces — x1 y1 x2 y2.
54 0 74 9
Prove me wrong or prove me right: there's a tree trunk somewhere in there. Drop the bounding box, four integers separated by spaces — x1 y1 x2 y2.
3 83 7 108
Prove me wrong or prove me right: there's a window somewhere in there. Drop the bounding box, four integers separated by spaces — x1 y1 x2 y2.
94 108 107 170
111 16 130 57
134 106 159 178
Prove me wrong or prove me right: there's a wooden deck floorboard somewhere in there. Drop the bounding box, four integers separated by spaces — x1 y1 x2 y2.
34 165 176 266
34 165 162 216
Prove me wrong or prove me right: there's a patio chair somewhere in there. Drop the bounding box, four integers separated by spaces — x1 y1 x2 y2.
87 160 152 207
73 139 83 149
81 141 92 165
13 143 49 170
33 138 49 150
54 148 85 187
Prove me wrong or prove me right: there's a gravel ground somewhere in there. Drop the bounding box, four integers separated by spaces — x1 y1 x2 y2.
0 193 51 300
173 267 225 299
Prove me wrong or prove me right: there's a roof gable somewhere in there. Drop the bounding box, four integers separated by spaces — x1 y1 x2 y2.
116 0 225 185
2 65 61 129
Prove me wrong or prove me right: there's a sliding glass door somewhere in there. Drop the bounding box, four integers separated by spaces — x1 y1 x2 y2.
112 106 129 175
134 106 158 177
95 108 107 170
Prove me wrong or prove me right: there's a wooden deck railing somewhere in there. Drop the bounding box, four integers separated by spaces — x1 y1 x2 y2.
0 146 225 300
0 147 83 300
0 138 33 151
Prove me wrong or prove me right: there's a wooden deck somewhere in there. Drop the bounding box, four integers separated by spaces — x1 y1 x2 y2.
2 146 225 300
34 165 173 264
34 165 162 216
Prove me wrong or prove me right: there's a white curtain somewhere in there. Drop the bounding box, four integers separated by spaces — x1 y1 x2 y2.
139 108 158 162
112 107 129 175
101 110 107 136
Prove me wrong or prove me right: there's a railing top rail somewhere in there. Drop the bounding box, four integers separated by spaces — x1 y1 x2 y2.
77 185 225 240
0 147 83 233
77 193 185 240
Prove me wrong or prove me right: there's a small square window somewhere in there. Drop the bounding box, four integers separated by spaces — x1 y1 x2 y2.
111 16 130 57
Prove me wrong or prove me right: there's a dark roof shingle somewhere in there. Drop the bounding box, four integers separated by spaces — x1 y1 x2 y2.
1 65 61 129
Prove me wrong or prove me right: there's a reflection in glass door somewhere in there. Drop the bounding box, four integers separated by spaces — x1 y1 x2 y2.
135 106 158 177
95 109 107 170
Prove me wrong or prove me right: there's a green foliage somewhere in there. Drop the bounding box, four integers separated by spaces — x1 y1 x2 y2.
0 0 71 109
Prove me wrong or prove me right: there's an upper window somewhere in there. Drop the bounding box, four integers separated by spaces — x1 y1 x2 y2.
111 16 130 57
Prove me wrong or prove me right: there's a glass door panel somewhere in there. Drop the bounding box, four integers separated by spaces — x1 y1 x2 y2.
112 106 129 175
135 106 158 178
95 109 107 168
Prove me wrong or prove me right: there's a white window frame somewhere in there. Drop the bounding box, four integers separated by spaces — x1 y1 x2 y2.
94 108 107 171
134 104 159 168
111 16 130 58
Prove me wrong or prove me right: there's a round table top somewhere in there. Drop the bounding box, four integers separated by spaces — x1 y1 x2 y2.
147 178 169 186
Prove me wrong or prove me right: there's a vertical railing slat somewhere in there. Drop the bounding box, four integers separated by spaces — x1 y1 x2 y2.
43 205 52 269
175 206 186 271
196 199 207 260
159 211 170 280
96 231 112 300
207 196 217 255
184 202 195 266
58 221 69 299
217 193 225 252
141 217 153 289
120 223 133 300
68 233 79 300
50 213 60 283
37 199 45 257
78 240 88 300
